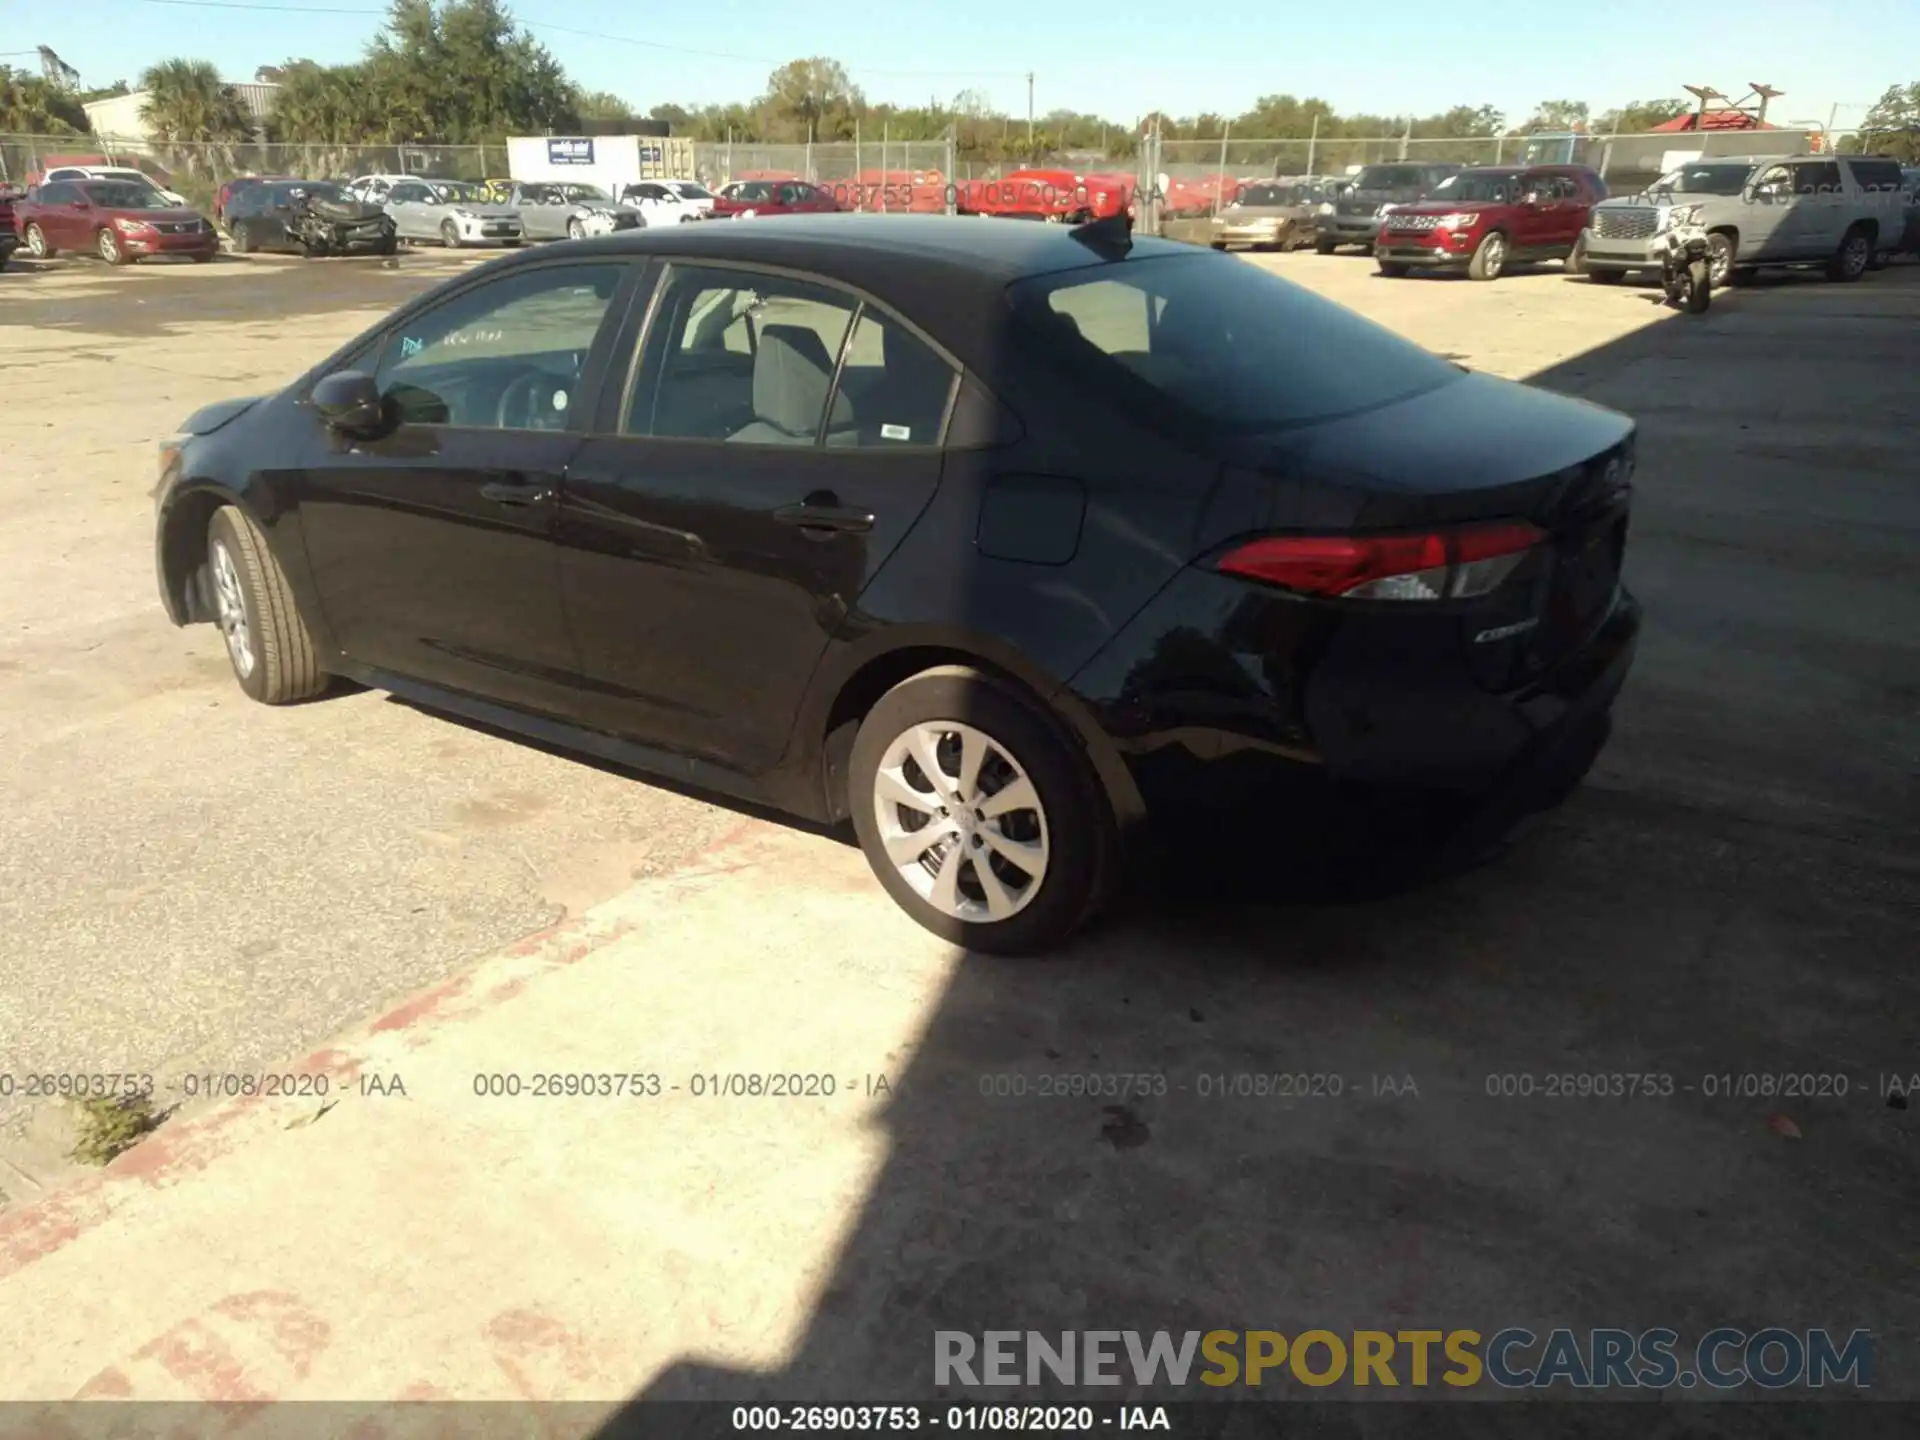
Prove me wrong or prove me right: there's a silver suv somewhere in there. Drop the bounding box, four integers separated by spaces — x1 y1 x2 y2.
1576 154 1907 286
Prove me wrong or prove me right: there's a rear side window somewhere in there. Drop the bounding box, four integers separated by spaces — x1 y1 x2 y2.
1008 253 1461 433
1845 158 1904 192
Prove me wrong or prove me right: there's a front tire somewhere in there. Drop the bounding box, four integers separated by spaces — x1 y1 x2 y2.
1466 229 1507 281
25 222 54 259
1314 235 1337 255
567 218 585 241
441 219 462 249
1705 232 1737 287
848 668 1111 956
97 227 129 265
205 507 326 705
1587 267 1624 284
1377 259 1410 277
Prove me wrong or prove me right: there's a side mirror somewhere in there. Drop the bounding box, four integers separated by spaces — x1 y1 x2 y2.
311 371 386 435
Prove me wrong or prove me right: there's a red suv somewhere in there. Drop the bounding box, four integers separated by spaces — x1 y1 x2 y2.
1374 165 1606 281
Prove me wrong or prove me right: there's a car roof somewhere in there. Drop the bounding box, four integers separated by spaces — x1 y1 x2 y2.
555 212 1195 284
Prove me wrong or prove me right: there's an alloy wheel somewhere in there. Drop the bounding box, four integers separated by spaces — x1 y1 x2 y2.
871 721 1050 923
97 228 120 263
567 218 584 240
1842 235 1870 279
211 540 256 679
1480 232 1507 277
1706 234 1734 286
25 224 49 259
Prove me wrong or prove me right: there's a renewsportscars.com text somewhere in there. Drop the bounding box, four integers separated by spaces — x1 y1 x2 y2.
934 1328 1873 1391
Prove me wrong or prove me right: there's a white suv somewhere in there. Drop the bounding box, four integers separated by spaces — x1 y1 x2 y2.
41 165 187 207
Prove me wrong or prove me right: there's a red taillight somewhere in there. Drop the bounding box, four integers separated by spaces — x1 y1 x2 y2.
1215 522 1544 602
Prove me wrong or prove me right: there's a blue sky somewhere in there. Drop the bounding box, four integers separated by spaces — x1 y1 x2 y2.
22 0 1918 132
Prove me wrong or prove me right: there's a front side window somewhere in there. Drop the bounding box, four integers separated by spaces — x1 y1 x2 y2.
1433 172 1519 204
82 182 167 209
372 264 625 429
1009 253 1462 435
626 265 857 445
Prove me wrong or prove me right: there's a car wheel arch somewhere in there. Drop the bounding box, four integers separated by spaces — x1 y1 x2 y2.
804 636 1144 833
159 483 250 624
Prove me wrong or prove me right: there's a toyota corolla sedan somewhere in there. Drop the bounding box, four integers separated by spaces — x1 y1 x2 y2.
152 214 1640 954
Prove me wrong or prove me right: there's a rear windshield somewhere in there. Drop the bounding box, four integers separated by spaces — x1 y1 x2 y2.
1352 165 1429 190
1008 253 1462 433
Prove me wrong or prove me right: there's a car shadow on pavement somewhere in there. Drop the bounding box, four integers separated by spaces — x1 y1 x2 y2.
570 268 1920 1432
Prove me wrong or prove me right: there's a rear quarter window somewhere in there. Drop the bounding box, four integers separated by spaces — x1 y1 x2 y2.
1844 158 1905 192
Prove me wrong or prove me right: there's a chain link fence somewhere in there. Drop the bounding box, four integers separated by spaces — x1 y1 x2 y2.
0 136 504 211
4 125 1819 226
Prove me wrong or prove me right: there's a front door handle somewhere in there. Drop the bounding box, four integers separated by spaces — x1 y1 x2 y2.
774 493 874 534
480 480 551 507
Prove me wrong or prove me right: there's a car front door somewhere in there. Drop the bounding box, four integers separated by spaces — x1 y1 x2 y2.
1743 163 1797 260
1509 172 1556 251
290 258 639 717
554 260 958 771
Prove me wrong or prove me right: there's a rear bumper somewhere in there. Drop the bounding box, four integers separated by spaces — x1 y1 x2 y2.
1068 566 1641 831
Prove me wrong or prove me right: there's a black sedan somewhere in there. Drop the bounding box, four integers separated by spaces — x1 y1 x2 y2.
153 214 1640 954
226 180 396 257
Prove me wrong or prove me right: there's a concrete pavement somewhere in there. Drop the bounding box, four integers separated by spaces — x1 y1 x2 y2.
1 250 1914 1425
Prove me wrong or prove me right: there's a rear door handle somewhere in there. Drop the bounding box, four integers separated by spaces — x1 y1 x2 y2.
480 480 551 507
774 496 874 534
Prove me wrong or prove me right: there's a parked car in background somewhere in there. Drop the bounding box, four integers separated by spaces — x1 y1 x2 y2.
153 214 1639 955
15 179 217 265
616 181 699 226
1209 178 1326 251
1903 167 1920 254
956 168 1132 223
0 185 19 270
379 178 525 248
39 164 187 207
345 174 434 206
1318 162 1463 253
227 181 396 257
1578 154 1904 286
505 182 643 240
1375 165 1606 280
662 179 718 217
481 178 516 204
215 174 295 224
710 179 846 218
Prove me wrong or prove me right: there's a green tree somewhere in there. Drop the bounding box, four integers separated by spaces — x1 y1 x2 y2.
1855 81 1920 161
0 66 91 133
361 0 579 143
265 58 380 175
137 59 254 174
1596 98 1689 133
576 89 632 122
762 57 862 141
1517 98 1590 133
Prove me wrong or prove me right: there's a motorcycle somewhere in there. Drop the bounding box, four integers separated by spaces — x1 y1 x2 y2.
1660 213 1712 313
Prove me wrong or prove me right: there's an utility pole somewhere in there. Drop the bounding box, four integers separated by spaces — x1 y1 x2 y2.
1026 72 1034 148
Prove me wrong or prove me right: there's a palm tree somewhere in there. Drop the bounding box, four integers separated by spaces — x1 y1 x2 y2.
137 58 253 178
0 65 88 134
266 61 377 178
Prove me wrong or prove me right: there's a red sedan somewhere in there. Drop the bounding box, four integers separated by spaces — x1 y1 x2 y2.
16 178 218 265
709 179 847 219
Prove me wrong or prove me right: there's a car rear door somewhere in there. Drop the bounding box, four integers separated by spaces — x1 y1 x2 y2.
290 258 642 718
1790 160 1846 255
386 181 430 239
553 259 958 771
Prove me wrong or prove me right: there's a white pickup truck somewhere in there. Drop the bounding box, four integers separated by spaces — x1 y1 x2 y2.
1577 152 1909 286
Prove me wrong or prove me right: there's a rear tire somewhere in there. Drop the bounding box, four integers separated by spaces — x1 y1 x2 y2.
848 667 1112 956
1377 260 1410 277
230 222 255 255
1564 234 1589 276
205 507 327 705
1314 235 1337 254
1828 225 1872 282
25 222 54 259
1587 268 1624 284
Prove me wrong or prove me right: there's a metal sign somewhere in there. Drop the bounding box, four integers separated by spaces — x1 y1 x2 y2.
640 143 663 164
547 137 595 166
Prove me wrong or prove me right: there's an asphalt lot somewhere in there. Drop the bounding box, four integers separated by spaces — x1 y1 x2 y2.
1 241 1916 1403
